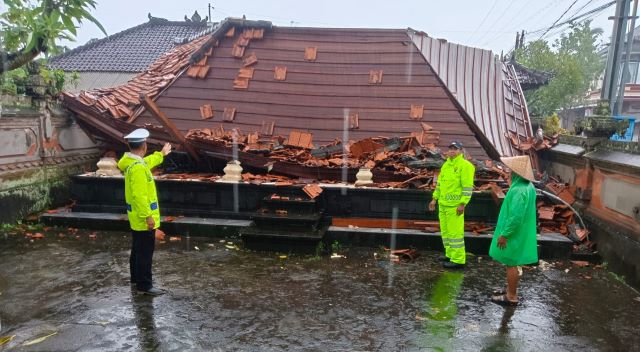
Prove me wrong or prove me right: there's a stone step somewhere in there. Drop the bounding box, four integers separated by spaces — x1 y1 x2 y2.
40 210 573 258
250 211 322 231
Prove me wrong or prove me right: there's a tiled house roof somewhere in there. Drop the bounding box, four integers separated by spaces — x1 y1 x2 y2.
49 17 213 72
62 18 534 159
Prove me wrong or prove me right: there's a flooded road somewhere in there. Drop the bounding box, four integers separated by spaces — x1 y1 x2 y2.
1 228 639 351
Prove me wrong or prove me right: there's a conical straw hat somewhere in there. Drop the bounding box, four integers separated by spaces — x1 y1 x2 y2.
500 155 535 182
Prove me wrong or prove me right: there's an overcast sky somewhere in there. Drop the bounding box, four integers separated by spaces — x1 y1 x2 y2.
7 0 619 53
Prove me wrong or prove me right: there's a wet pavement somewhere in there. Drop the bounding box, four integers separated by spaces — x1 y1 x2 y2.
1 228 639 351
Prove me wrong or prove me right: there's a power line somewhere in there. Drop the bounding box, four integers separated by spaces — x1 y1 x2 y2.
467 0 500 43
526 1 615 36
537 0 581 39
477 0 560 47
567 0 597 19
472 0 519 46
505 2 610 57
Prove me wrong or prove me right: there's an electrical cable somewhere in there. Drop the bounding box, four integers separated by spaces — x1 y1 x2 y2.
537 0 581 39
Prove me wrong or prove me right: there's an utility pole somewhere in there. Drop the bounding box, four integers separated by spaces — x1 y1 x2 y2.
208 3 213 23
602 0 631 113
615 0 639 115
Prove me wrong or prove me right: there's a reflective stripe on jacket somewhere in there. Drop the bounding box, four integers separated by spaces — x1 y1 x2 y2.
117 151 164 231
432 154 476 207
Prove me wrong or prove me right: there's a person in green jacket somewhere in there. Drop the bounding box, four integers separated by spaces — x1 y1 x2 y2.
118 128 172 296
489 156 538 306
428 141 476 269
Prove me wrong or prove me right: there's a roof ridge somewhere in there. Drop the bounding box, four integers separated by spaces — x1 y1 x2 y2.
49 19 210 64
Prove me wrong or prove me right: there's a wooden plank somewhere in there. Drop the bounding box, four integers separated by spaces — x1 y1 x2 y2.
140 95 201 162
331 217 437 230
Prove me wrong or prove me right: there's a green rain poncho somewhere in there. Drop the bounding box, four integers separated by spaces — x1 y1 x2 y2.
489 173 538 266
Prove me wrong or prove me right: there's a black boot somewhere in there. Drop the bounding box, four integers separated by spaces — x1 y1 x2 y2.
442 261 465 269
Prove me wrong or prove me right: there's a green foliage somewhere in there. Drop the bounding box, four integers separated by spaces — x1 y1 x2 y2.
542 113 563 135
1 60 69 96
0 67 27 95
331 240 342 253
39 66 66 94
1 0 106 70
314 241 326 258
516 21 605 116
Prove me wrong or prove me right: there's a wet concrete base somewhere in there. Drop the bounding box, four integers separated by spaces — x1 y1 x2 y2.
1 228 639 351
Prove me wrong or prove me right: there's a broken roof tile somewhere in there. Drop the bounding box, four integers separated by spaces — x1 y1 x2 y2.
369 69 383 84
305 47 317 61
223 107 236 122
226 27 235 37
421 122 433 131
302 184 323 199
285 130 313 149
252 28 264 39
232 45 246 58
274 66 287 81
200 104 214 119
195 56 208 66
233 77 249 89
243 52 258 66
349 112 359 129
236 36 250 47
410 104 424 119
261 121 275 135
238 67 254 79
197 65 210 78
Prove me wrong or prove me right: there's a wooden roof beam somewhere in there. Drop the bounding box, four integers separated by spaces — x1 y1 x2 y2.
140 95 201 163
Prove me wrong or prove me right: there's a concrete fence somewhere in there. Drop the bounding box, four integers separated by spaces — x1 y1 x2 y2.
0 96 100 223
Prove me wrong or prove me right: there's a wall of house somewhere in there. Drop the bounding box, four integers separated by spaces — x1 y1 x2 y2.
0 97 101 223
540 138 640 289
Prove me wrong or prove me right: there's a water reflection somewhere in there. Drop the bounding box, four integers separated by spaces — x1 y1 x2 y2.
132 295 160 350
420 271 464 351
498 306 516 335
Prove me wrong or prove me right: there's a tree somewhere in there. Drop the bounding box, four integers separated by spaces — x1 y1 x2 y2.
0 0 107 73
516 21 605 116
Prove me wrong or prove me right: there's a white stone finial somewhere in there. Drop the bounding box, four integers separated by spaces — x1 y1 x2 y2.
96 157 121 176
219 160 243 182
355 168 373 186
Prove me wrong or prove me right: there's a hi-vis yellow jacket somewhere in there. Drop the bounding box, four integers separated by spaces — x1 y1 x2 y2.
117 152 164 231
432 154 476 207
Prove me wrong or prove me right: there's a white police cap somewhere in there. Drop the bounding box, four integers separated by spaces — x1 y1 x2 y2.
124 128 149 143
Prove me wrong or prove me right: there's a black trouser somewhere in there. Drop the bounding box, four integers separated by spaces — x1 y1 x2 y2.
130 229 155 291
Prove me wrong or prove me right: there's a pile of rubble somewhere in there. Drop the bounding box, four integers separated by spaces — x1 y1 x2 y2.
184 127 507 187
170 127 588 244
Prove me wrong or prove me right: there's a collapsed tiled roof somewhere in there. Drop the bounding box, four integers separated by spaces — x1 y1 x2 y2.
49 17 213 72
63 18 534 159
65 34 210 118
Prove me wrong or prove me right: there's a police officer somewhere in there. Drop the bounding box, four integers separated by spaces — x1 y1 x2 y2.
428 141 475 269
117 128 172 295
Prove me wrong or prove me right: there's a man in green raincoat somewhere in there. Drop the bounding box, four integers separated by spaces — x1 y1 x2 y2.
428 141 475 269
118 128 172 296
489 156 538 306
